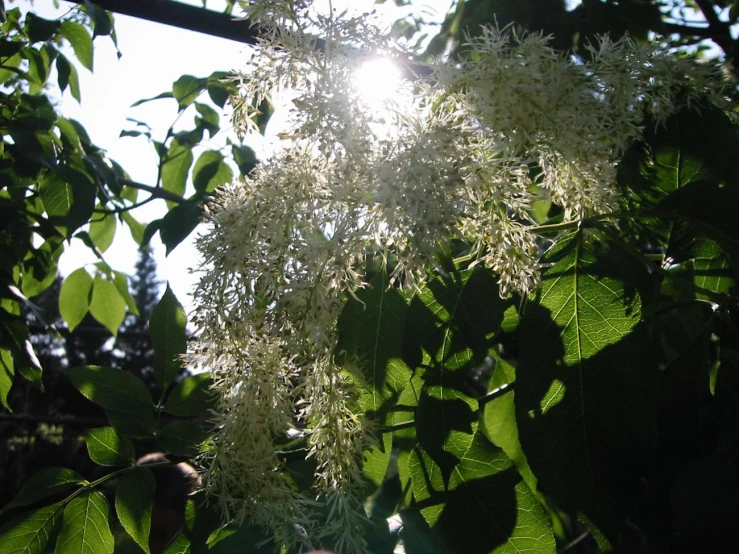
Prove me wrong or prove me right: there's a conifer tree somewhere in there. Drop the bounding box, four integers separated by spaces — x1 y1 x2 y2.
110 246 161 389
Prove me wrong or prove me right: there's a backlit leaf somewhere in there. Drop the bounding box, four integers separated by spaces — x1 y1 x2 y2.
84 427 135 466
88 210 116 253
121 212 145 245
60 366 155 435
163 373 215 416
111 270 139 317
60 21 92 71
39 173 72 219
5 468 85 510
159 202 202 254
516 230 654 546
150 285 187 388
160 139 193 209
116 468 154 554
404 266 504 373
432 431 555 554
56 491 113 554
0 502 63 554
58 268 92 331
0 348 13 411
89 276 126 336
336 269 410 412
157 421 208 457
172 75 206 109
480 353 536 492
192 150 232 193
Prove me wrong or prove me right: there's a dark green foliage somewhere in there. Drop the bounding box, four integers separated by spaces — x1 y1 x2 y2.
2 1 739 553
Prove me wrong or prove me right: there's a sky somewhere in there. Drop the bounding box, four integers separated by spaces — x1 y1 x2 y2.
16 0 452 313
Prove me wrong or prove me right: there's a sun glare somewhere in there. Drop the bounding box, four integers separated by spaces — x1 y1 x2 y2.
354 57 404 107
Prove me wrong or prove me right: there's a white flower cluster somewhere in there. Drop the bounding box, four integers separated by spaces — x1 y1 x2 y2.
189 1 729 551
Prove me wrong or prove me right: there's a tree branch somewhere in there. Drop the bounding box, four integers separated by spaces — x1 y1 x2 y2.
0 412 109 427
692 0 737 68
67 0 263 45
119 179 186 203
662 22 717 40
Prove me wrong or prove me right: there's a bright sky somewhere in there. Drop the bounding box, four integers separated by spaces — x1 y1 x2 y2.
15 0 451 313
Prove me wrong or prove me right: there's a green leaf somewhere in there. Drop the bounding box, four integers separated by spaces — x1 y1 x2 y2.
119 129 143 138
431 431 555 553
480 353 536 492
336 269 410 412
130 91 174 107
404 266 505 372
84 427 135 466
392 373 423 505
104 410 155 439
159 202 203 254
25 13 60 43
88 210 116 253
121 212 145 245
56 491 113 554
40 166 96 236
56 118 83 151
515 231 655 545
363 432 392 488
658 180 739 263
206 71 235 108
192 150 232 193
149 286 187 388
0 52 22 85
161 532 190 554
0 314 40 391
116 468 154 554
61 365 154 410
648 106 738 197
0 348 14 411
82 0 113 37
194 103 220 137
4 468 84 511
163 373 215 416
621 106 739 262
89 276 126 335
39 173 73 219
0 502 63 554
172 75 206 109
60 366 155 436
25 46 50 85
160 139 193 209
56 54 81 102
157 421 208 457
58 268 92 332
60 21 92 71
111 270 139 317
231 144 258 176
415 385 477 489
207 522 276 554
182 497 222 552
22 237 62 299
666 232 735 298
142 219 162 247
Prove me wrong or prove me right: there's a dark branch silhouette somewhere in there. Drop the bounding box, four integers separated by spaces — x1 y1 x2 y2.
68 0 262 45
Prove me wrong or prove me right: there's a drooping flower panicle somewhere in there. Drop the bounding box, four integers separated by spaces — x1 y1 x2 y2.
188 1 730 551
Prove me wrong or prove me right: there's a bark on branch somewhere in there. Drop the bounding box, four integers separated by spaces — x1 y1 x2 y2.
68 0 263 45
